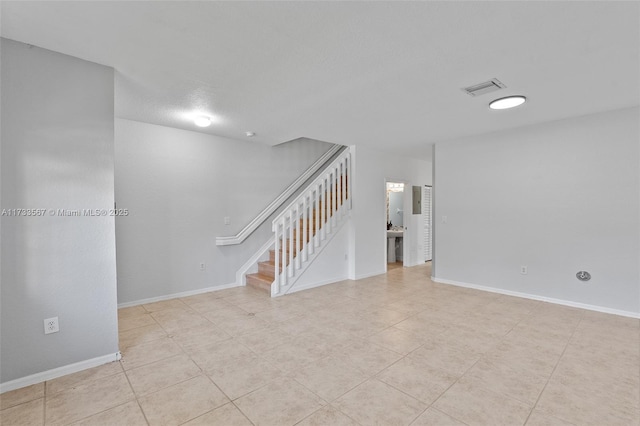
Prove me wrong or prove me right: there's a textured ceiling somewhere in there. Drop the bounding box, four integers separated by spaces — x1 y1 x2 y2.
2 1 639 160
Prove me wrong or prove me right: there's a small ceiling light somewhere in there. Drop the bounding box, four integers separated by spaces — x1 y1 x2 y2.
489 95 526 110
194 116 212 127
245 131 255 137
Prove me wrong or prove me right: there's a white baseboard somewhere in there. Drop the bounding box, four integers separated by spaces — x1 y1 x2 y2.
0 352 121 394
432 277 640 319
118 282 238 308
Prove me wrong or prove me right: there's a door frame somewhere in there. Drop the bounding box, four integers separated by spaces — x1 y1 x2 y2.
384 178 410 271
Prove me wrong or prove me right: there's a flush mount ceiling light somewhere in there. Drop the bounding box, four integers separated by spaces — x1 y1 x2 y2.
489 95 527 110
245 131 255 137
194 116 212 127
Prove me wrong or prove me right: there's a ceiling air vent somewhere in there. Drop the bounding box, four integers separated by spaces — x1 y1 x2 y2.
462 78 506 97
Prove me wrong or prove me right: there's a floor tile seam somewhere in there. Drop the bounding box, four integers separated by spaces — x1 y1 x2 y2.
149 306 210 323
463 303 545 367
170 334 231 357
410 399 469 426
288 373 362 406
200 373 235 407
42 393 46 426
127 364 212 401
373 368 446 409
332 376 428 424
142 300 191 314
123 353 202 387
120 341 189 372
295 403 363 426
175 401 256 426
522 309 585 426
120 333 169 353
248 332 304 364
59 399 147 426
140 372 229 426
184 301 238 316
0 391 44 412
118 315 163 334
437 370 536 426
47 370 140 426
43 367 126 399
424 344 502 425
457 370 546 409
427 406 474 426
365 325 426 353
229 400 257 426
151 309 218 339
131 371 233 424
204 370 252 403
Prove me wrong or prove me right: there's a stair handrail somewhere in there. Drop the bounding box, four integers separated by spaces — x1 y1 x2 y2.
216 144 343 246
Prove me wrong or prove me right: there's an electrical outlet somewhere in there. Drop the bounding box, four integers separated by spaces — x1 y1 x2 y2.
44 317 59 334
199 262 206 271
224 216 230 225
520 265 528 275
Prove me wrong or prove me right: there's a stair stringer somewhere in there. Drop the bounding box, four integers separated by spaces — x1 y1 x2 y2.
236 235 274 286
272 211 351 297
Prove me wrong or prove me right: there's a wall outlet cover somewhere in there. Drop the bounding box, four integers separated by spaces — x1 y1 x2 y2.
44 317 59 334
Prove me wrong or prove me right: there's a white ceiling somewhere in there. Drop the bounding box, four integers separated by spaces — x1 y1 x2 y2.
2 1 639 160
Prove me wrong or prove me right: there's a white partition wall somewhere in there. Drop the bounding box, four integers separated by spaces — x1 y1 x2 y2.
1 38 119 388
433 107 640 316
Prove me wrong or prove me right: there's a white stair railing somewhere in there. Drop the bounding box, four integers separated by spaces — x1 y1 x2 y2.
272 147 351 296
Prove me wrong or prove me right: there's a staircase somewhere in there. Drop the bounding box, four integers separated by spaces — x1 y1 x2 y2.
245 148 351 296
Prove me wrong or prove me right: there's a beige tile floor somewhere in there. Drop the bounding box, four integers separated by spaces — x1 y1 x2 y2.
2 263 639 425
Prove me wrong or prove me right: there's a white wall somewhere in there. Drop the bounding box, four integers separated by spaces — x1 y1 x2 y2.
1 39 119 384
350 145 432 279
433 107 640 315
114 119 333 304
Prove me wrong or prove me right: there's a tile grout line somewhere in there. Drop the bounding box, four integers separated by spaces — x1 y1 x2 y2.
419 302 541 426
120 361 151 426
521 309 585 426
42 384 46 426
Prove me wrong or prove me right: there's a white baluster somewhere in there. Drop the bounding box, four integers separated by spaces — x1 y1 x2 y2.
295 202 302 270
325 175 332 235
280 218 287 288
340 158 347 214
314 185 320 248
288 211 294 277
274 223 280 295
320 180 325 240
331 168 338 224
347 153 352 208
302 195 308 262
337 162 342 218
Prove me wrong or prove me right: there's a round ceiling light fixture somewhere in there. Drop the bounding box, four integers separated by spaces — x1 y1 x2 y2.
194 116 212 127
489 95 527 110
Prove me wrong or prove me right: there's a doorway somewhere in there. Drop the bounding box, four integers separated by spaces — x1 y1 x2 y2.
386 181 407 270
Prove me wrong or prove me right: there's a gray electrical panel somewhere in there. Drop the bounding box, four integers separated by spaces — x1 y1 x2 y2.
412 186 422 214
